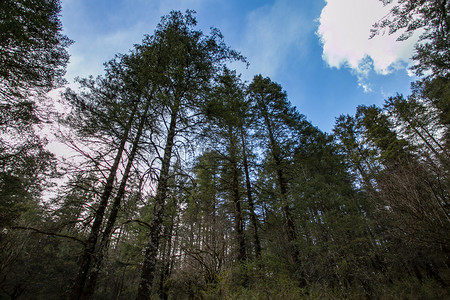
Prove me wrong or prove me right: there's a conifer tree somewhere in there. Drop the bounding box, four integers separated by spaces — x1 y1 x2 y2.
136 11 243 299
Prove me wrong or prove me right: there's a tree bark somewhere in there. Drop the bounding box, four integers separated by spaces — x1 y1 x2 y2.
258 100 305 286
260 103 298 246
158 215 174 300
229 127 246 263
240 127 261 257
68 102 138 300
136 103 178 300
82 95 153 299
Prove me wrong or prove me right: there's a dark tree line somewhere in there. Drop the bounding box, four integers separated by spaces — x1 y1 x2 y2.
0 1 449 299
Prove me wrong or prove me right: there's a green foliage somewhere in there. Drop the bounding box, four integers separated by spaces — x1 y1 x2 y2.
356 104 412 162
377 277 449 299
0 0 67 232
371 0 450 77
333 75 450 298
0 0 72 100
412 76 450 144
0 6 448 299
200 264 306 300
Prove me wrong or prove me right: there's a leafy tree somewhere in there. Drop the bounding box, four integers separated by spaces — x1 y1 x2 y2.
371 0 449 77
65 53 149 300
136 11 243 299
203 69 248 265
293 131 383 297
411 77 450 145
345 104 449 288
168 151 234 297
238 102 262 259
0 0 72 100
247 75 307 278
385 94 449 167
0 0 71 229
0 4 71 296
188 151 228 280
356 105 412 162
1 4 448 298
334 114 379 193
76 37 168 300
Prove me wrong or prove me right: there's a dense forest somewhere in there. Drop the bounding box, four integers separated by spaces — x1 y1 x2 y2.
0 1 449 299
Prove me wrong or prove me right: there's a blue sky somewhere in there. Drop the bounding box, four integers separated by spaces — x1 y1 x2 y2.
60 0 419 133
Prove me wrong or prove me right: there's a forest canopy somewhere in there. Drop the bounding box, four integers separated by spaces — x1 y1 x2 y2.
0 1 449 299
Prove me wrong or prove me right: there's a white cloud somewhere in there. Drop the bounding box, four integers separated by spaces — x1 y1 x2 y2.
239 0 312 78
317 0 420 89
65 29 143 82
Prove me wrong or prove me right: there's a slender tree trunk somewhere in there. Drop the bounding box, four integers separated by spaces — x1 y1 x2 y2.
408 119 450 165
230 141 246 262
159 215 174 300
227 125 247 288
68 102 138 300
276 168 298 245
259 103 305 286
112 265 127 300
82 96 153 299
260 105 298 246
136 103 179 300
158 228 168 300
240 127 261 257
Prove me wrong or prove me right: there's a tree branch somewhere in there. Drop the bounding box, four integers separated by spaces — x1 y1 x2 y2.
11 226 86 246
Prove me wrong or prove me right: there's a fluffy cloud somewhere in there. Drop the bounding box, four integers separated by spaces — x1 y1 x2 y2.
317 0 419 89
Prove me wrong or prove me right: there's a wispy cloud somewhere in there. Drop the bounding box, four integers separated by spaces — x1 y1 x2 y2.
65 22 151 81
239 0 312 78
317 0 419 91
62 0 206 82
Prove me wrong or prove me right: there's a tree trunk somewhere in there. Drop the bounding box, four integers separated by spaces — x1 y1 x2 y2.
260 104 299 248
68 102 138 300
230 142 246 262
259 103 305 286
240 127 261 257
82 96 153 299
158 215 174 300
227 125 247 288
136 103 178 300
